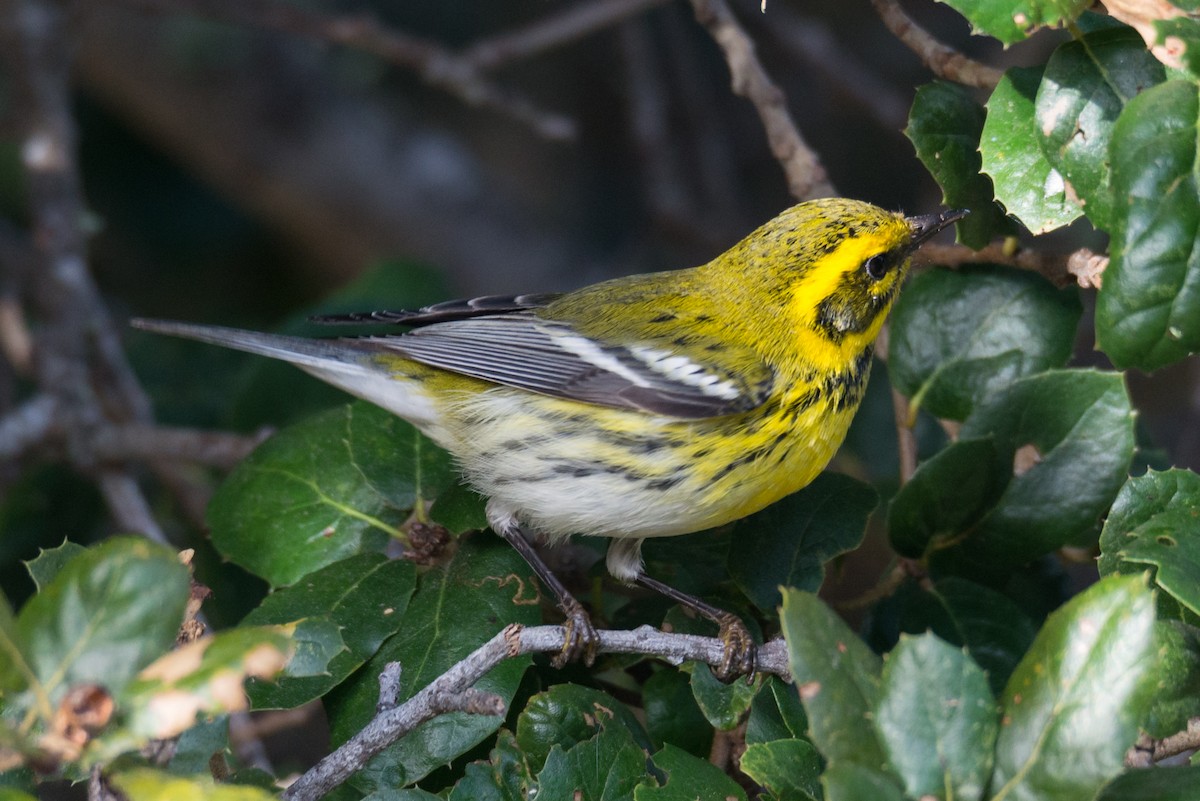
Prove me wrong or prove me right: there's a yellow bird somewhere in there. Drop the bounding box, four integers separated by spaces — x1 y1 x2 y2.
133 198 965 678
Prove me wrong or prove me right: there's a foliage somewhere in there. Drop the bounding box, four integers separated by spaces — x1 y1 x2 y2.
3 0 1200 799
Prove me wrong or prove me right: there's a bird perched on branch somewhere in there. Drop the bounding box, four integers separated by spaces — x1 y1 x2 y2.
134 198 965 679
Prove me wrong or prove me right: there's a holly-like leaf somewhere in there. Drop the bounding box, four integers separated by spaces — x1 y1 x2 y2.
820 763 906 801
1035 27 1165 230
729 472 877 615
1097 80 1200 370
209 401 455 587
907 82 1015 247
938 0 1091 45
981 66 1081 233
739 739 822 801
1099 468 1200 619
1095 766 1200 800
875 633 997 801
889 265 1081 421
685 662 760 731
636 744 749 801
991 575 1156 801
242 553 416 709
642 668 713 757
22 541 85 593
536 725 649 801
780 590 885 769
746 676 808 745
516 684 650 772
1143 620 1200 738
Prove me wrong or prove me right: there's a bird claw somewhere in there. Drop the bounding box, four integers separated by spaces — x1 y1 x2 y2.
713 612 757 683
552 598 599 668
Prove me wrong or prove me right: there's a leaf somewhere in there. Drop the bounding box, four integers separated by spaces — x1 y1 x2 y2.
936 370 1135 577
779 590 885 769
937 0 1091 44
729 473 876 615
123 626 293 740
746 676 808 745
642 668 713 757
635 744 749 801
209 401 455 587
1097 80 1200 370
1098 468 1200 617
23 541 85 593
536 725 649 801
1154 17 1200 75
820 763 906 801
325 535 539 791
242 553 416 709
888 265 1082 421
1095 766 1200 800
1035 27 1166 230
906 82 1015 247
0 593 31 695
685 662 760 731
15 538 189 703
111 769 278 801
516 684 651 772
738 740 822 801
981 66 1081 233
1143 620 1200 737
875 633 997 801
991 574 1157 801
448 730 531 801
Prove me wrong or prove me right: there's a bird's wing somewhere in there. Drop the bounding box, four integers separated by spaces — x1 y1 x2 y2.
367 312 773 419
309 293 562 326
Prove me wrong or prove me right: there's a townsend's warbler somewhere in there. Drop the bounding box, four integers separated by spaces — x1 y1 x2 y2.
133 198 965 678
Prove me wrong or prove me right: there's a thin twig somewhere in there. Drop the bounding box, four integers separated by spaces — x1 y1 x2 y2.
0 394 59 462
892 386 918 484
97 470 169 543
111 0 577 140
870 0 1003 90
1126 717 1200 767
281 624 788 801
89 423 268 469
689 0 836 201
919 242 1106 289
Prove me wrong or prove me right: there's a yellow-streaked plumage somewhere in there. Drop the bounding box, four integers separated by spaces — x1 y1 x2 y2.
133 197 964 675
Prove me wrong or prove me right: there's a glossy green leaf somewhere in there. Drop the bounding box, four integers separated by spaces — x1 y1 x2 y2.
636 744 748 801
23 541 85 592
242 553 416 709
982 66 1081 232
739 740 822 801
685 662 760 730
642 668 712 757
875 634 997 801
1144 620 1200 737
729 472 876 614
1035 28 1165 230
166 716 232 776
516 684 650 771
123 626 293 740
1097 80 1200 369
888 438 1008 559
780 590 885 769
937 0 1090 44
889 266 1082 421
820 763 906 801
15 538 189 703
209 401 455 587
1155 18 1200 76
0 593 29 695
448 730 531 801
1095 766 1200 800
326 535 538 791
936 370 1134 577
746 676 808 745
906 82 1015 247
992 575 1156 801
112 769 278 801
536 725 648 801
428 482 489 535
1098 468 1200 617
892 577 1037 695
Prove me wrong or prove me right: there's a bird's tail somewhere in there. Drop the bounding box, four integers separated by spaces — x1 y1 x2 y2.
130 319 441 428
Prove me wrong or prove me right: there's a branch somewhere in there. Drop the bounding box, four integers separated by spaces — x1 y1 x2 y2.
89 423 268 469
919 242 1107 289
870 0 1003 90
1126 717 1200 767
281 624 789 801
111 0 577 141
0 394 59 462
689 0 836 201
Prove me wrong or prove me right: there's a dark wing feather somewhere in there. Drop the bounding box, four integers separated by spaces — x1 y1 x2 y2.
309 293 562 327
364 313 772 419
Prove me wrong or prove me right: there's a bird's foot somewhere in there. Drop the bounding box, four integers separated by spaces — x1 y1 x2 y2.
713 612 757 683
553 597 599 668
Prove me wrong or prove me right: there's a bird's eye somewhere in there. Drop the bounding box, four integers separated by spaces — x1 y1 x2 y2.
864 253 889 280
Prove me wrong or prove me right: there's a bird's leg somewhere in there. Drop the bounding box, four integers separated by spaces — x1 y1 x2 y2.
493 518 599 667
635 572 756 682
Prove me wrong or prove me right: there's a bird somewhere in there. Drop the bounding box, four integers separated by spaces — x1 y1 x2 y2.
132 198 966 679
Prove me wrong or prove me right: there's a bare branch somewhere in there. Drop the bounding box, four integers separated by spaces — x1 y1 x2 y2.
1126 717 1200 767
111 0 576 140
282 624 789 801
89 423 268 469
0 394 59 462
97 470 169 543
689 0 836 200
870 0 1003 90
919 242 1106 289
